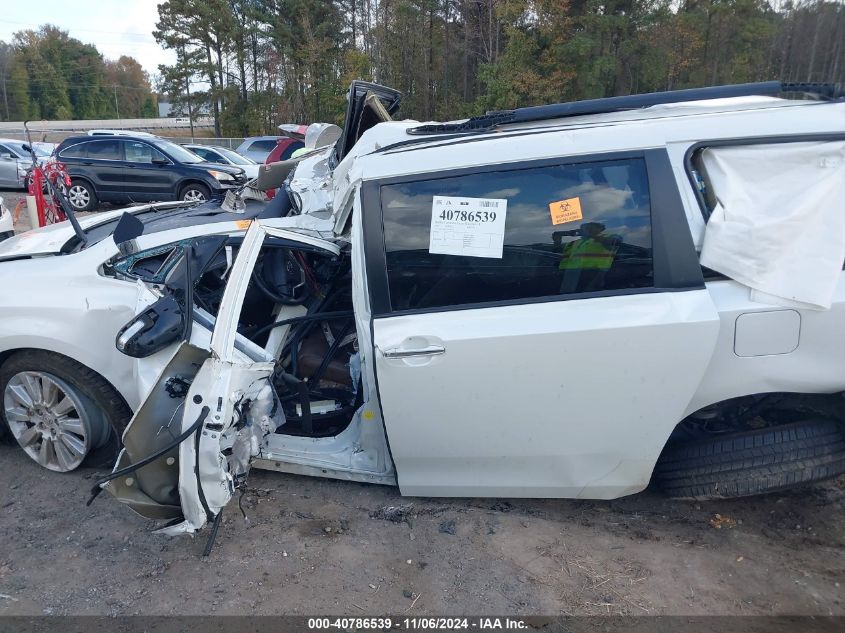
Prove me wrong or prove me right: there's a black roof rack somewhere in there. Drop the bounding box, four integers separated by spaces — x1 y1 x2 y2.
407 81 843 136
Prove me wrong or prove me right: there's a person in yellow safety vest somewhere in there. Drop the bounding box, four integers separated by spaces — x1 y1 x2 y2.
555 222 621 293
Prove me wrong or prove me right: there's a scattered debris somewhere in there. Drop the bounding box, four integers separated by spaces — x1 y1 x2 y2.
402 589 413 599
710 514 737 529
736 556 744 562
370 504 414 523
439 519 457 535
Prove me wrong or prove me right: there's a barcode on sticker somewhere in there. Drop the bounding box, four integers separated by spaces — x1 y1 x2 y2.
477 201 501 208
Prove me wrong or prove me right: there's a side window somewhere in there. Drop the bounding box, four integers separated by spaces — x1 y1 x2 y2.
112 243 184 283
205 149 226 163
190 147 211 160
280 141 304 160
124 141 167 163
381 158 653 311
59 143 88 159
249 140 276 152
0 144 14 157
86 140 121 160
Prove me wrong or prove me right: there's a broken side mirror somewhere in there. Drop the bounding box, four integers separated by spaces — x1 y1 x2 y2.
115 295 185 358
113 212 145 256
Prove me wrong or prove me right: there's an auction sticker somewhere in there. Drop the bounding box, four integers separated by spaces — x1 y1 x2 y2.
429 196 507 259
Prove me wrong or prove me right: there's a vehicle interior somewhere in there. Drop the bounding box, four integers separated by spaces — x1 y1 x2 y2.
111 233 360 440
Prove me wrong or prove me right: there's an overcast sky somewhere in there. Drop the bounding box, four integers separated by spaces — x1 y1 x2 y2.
0 1 175 81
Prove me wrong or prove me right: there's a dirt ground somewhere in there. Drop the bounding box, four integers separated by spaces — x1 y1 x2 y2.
0 440 843 617
2 187 845 618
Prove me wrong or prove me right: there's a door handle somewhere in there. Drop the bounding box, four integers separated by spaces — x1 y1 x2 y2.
381 344 445 359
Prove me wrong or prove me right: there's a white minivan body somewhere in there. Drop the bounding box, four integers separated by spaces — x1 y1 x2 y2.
98 89 845 535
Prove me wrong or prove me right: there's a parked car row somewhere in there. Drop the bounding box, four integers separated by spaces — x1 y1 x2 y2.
0 128 309 215
54 135 249 210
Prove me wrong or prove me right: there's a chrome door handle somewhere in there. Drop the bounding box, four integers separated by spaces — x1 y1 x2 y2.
381 344 445 358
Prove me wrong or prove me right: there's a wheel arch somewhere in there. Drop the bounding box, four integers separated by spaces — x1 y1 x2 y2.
0 343 135 412
67 174 97 192
176 177 213 197
650 389 845 476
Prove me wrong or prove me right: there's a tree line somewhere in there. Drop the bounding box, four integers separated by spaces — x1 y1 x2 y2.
156 0 845 136
0 26 157 122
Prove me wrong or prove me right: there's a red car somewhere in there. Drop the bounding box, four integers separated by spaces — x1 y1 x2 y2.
265 125 307 164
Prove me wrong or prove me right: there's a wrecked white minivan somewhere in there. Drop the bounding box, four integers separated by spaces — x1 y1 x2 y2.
93 80 845 536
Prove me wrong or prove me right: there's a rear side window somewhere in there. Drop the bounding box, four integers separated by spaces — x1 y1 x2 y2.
59 142 88 158
248 140 276 152
381 158 653 311
85 140 121 160
280 141 304 160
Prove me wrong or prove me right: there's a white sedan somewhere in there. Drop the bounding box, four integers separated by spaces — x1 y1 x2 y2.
181 144 261 180
0 198 279 471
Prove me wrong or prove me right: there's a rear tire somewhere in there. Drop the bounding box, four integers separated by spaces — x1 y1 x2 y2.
655 419 845 500
0 351 130 471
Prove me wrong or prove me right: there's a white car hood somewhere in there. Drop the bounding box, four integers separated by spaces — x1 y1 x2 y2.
0 202 192 259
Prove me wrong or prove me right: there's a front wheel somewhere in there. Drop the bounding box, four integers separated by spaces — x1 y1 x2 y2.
179 182 210 203
0 351 131 472
66 180 98 212
655 419 845 499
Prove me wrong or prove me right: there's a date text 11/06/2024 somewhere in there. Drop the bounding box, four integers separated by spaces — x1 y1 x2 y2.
307 617 529 630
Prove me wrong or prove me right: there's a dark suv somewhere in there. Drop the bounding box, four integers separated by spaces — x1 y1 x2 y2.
54 135 247 211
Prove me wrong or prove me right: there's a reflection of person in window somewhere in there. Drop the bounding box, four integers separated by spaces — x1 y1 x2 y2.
554 222 621 293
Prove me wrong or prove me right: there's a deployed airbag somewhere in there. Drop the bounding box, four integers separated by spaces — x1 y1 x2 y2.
699 141 845 310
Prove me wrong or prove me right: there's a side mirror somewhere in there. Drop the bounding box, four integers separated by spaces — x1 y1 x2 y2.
115 295 185 358
0 153 12 160
152 157 169 165
113 212 144 250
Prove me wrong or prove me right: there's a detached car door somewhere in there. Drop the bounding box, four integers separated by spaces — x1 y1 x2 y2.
362 150 721 499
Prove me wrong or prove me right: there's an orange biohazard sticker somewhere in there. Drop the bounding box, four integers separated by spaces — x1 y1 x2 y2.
235 219 252 229
549 197 583 225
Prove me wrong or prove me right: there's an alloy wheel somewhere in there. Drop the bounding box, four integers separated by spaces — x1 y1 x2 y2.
3 371 106 472
67 185 90 210
182 188 207 202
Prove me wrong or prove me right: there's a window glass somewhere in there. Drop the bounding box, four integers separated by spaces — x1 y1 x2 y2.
217 147 255 165
189 147 214 161
248 140 277 151
59 142 88 159
150 139 203 163
280 141 304 160
124 141 167 163
381 158 653 311
0 145 14 157
85 140 121 160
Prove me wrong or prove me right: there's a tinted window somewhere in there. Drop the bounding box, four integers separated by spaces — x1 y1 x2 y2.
124 141 167 163
59 142 88 159
85 140 121 160
189 147 214 161
381 158 653 311
248 140 277 151
280 141 304 160
0 144 15 157
201 148 226 163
